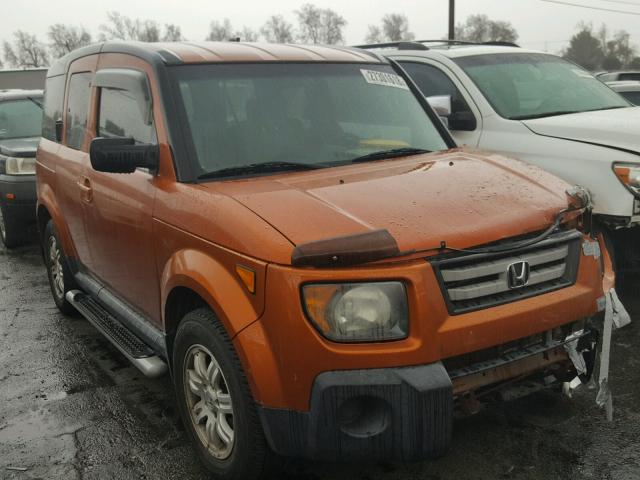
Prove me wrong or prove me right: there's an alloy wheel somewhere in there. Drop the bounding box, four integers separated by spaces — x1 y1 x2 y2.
184 344 235 459
48 236 64 299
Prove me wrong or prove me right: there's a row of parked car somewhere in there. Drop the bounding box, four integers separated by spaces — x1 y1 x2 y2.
0 39 636 479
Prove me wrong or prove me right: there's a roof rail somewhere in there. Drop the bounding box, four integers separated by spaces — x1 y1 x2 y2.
354 41 429 50
355 39 520 50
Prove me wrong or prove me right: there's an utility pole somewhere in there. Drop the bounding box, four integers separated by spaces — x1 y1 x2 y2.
448 0 455 40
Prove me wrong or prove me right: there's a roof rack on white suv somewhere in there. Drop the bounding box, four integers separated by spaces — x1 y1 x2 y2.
354 39 520 50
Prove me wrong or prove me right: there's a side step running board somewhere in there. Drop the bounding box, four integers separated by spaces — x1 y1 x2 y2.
66 290 168 378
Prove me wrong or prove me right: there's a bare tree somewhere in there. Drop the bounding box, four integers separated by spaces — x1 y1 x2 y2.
47 24 92 58
365 13 414 43
207 19 234 41
295 4 346 44
455 14 518 43
233 27 259 42
261 15 294 43
163 24 184 42
3 31 49 68
365 25 384 44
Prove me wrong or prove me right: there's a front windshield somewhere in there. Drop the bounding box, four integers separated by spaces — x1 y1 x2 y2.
171 63 448 177
454 53 630 120
0 99 43 140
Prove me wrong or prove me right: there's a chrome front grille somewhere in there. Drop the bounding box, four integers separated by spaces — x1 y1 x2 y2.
431 230 582 314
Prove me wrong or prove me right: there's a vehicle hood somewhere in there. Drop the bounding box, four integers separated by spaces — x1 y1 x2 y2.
0 137 39 158
522 107 640 153
209 149 574 257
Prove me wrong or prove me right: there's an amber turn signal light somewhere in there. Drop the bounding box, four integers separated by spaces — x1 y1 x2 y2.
235 264 256 294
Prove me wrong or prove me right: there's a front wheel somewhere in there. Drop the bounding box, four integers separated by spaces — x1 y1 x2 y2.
173 308 276 480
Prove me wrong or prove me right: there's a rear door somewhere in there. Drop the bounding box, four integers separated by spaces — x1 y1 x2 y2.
55 56 97 266
82 58 160 321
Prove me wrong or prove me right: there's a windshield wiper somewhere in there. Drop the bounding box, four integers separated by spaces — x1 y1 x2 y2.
197 161 325 180
27 96 43 110
350 147 431 163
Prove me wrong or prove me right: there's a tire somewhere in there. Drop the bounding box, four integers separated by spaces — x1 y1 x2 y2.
0 202 25 248
173 308 276 480
43 220 77 315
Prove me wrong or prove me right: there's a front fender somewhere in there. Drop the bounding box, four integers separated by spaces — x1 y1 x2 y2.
160 248 266 337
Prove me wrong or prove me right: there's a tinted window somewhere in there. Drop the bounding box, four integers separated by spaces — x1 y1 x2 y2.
621 91 640 105
66 72 92 150
400 62 474 115
455 53 629 119
98 88 156 144
0 99 43 140
42 75 65 141
173 63 448 176
619 73 640 81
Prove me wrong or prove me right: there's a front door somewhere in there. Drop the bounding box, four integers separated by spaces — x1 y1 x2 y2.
83 60 160 321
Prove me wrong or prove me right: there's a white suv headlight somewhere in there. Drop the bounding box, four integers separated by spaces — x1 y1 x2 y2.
0 154 36 175
302 281 408 342
614 163 640 196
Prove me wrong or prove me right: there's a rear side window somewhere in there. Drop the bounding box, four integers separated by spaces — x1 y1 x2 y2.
66 72 92 150
98 88 156 144
42 75 65 141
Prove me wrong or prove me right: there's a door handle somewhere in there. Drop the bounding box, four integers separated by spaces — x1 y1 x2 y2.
77 177 93 203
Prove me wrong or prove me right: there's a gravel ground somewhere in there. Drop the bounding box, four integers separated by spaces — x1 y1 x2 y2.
1 241 639 480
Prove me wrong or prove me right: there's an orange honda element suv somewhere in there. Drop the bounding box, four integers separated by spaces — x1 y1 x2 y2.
37 42 612 479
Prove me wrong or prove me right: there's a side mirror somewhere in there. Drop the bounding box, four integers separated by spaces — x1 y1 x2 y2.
426 95 452 115
449 111 477 131
426 95 452 128
89 137 158 174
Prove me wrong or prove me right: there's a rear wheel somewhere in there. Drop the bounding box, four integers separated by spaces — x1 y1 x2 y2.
43 220 77 315
0 202 24 248
173 308 275 480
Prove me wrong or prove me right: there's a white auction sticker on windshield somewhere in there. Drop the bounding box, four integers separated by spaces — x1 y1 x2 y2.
361 69 410 90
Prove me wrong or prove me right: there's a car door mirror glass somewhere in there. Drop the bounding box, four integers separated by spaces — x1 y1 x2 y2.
89 137 158 174
426 95 452 128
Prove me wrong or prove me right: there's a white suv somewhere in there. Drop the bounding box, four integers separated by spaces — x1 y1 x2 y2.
364 41 640 273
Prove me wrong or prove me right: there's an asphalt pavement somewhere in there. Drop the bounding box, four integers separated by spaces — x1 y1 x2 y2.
1 241 639 480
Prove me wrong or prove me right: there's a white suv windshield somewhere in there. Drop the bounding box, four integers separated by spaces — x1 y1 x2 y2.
171 63 448 177
454 53 630 120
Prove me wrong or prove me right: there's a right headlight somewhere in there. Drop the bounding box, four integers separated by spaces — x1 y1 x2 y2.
302 281 409 343
613 163 640 196
0 154 36 175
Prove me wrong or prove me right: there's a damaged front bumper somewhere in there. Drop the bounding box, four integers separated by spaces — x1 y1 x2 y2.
448 287 631 420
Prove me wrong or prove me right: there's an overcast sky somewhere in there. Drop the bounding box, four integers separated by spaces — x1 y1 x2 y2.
4 0 640 54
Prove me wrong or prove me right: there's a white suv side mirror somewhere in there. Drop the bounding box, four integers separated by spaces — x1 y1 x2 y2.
426 95 452 127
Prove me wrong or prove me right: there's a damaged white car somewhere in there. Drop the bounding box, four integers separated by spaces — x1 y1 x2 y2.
366 42 640 278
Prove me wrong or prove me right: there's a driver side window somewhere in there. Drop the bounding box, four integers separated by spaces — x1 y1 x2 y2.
98 87 157 145
400 62 476 129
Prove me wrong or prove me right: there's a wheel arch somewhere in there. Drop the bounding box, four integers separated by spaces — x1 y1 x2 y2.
37 185 77 258
161 248 264 355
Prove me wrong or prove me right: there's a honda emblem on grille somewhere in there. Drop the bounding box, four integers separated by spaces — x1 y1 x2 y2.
507 261 530 289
